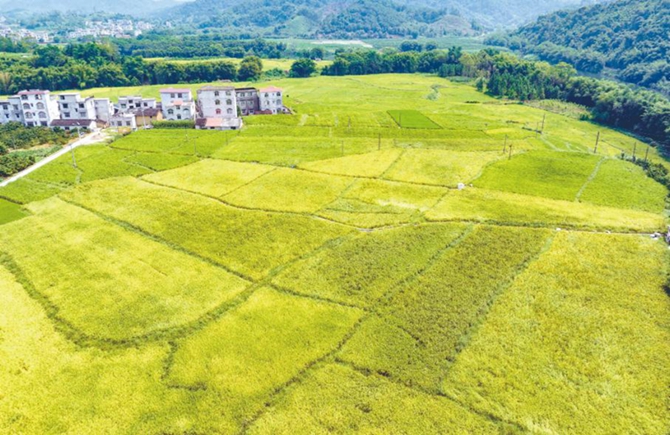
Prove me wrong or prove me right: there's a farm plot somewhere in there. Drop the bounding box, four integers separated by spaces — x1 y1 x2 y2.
273 223 468 306
298 149 402 178
247 363 500 435
0 198 250 341
579 158 667 213
339 225 549 391
383 149 503 186
0 266 203 435
388 110 442 129
168 287 364 432
442 232 670 434
427 187 665 232
0 198 26 225
0 178 64 204
61 177 352 280
144 159 275 198
317 178 446 228
124 152 199 172
474 150 599 201
224 167 352 213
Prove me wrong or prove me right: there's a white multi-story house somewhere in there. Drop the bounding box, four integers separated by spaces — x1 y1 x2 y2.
117 96 156 114
0 96 24 124
197 85 238 119
160 88 196 121
258 86 284 114
57 93 96 120
235 87 260 116
17 90 60 127
196 85 242 130
110 113 137 130
94 98 114 125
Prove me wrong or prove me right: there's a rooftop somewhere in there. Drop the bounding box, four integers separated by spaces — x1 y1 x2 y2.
259 86 283 93
160 88 192 94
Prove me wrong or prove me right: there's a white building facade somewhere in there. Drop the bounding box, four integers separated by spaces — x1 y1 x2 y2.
57 93 96 121
17 90 60 127
258 86 284 114
160 88 196 121
0 96 24 124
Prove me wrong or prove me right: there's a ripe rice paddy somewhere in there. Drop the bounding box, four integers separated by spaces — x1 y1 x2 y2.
0 74 668 434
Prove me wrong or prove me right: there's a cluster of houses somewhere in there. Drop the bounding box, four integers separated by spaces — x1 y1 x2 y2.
0 84 287 132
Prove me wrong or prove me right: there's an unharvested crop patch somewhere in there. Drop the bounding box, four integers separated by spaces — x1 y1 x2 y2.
388 110 442 129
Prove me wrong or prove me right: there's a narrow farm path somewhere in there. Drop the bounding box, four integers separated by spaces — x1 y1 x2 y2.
0 131 110 188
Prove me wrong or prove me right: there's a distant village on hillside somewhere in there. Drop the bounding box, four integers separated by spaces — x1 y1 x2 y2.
0 84 288 131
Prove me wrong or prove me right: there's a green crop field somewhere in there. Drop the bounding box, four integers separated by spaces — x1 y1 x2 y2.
0 74 668 434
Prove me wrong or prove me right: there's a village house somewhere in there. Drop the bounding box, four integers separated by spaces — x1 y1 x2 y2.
235 87 260 116
196 85 243 130
94 98 114 125
0 96 24 124
110 113 137 131
117 96 157 114
258 86 285 114
16 90 60 127
160 88 196 121
134 107 163 128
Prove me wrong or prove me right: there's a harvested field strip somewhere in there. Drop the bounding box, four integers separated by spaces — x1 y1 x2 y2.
273 223 469 307
339 225 550 391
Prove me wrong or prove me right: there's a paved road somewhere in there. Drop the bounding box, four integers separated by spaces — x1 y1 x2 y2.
0 131 108 188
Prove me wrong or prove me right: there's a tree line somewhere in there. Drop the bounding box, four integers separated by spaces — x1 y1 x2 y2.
0 43 274 95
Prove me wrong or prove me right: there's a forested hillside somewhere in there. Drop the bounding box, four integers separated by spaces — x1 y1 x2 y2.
490 0 670 94
164 0 601 37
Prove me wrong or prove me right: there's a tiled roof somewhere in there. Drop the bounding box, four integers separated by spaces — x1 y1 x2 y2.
160 88 192 93
259 86 282 93
51 119 96 127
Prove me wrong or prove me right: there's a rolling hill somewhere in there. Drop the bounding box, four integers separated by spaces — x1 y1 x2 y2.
162 0 607 37
494 0 670 94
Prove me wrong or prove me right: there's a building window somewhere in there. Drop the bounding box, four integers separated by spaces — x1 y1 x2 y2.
265 93 269 97
38 112 47 119
21 95 27 100
64 112 70 118
126 121 131 126
168 109 174 115
23 103 30 109
215 109 222 115
227 108 233 115
214 91 220 97
25 113 32 119
36 102 45 110
79 103 84 108
226 99 232 105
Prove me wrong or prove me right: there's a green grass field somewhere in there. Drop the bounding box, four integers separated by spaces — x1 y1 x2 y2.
0 74 668 434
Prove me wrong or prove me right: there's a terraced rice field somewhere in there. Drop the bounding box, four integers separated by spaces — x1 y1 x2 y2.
0 74 668 434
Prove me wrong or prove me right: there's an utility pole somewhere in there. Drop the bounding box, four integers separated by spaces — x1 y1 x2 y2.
508 143 513 160
503 135 508 153
644 145 650 162
632 143 637 161
593 132 600 154
541 114 546 134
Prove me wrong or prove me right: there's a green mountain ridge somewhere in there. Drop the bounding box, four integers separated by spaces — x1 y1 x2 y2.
492 0 670 94
162 0 606 37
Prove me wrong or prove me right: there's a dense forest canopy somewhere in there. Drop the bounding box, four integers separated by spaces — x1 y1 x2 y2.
488 0 670 95
162 0 604 37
